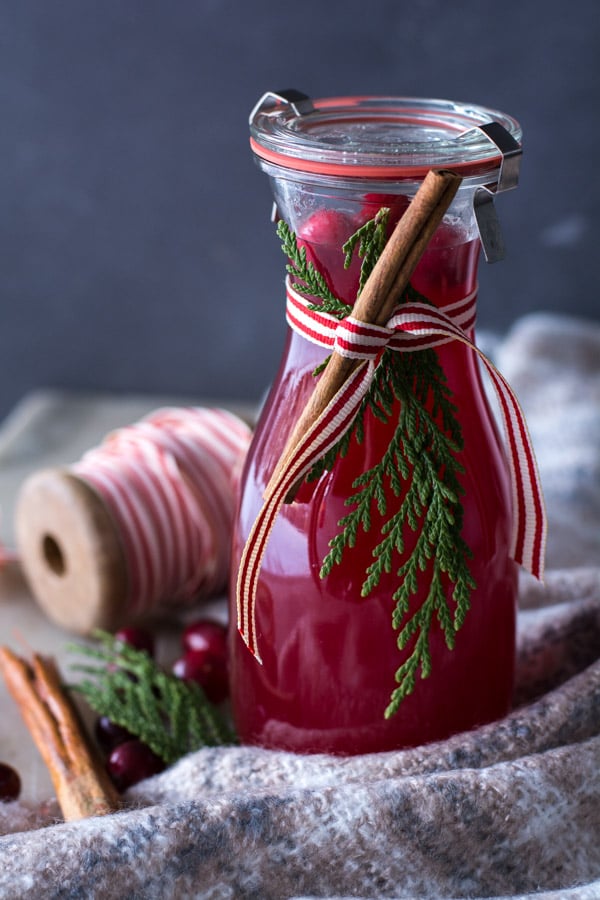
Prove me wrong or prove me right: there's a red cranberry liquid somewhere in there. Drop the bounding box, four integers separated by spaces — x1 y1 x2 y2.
230 195 517 755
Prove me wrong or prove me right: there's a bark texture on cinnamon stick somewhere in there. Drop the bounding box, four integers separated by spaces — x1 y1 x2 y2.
0 646 121 821
266 168 462 500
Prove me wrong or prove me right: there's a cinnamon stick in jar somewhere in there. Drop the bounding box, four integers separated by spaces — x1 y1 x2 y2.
266 168 462 499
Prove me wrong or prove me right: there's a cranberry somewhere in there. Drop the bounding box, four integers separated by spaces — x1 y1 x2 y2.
106 739 165 792
172 650 229 704
114 626 155 657
297 207 363 306
298 207 357 248
361 192 410 227
0 762 21 802
182 619 227 658
95 715 133 755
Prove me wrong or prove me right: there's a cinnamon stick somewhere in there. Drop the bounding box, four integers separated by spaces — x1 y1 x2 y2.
0 646 121 820
266 168 462 499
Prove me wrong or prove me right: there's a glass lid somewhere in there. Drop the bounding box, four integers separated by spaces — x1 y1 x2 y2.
249 91 522 181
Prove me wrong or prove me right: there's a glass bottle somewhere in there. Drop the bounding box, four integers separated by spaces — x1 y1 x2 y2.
229 93 523 755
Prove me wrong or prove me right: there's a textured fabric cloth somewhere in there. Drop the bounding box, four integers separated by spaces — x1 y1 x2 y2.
0 312 599 900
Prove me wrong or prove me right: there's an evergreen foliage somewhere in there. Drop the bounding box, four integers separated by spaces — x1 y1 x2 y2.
69 631 236 764
281 210 477 715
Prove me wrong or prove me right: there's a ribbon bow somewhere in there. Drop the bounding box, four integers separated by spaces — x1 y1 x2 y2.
237 280 547 660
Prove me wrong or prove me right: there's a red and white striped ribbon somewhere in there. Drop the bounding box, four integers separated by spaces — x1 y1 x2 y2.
74 407 252 616
237 280 546 660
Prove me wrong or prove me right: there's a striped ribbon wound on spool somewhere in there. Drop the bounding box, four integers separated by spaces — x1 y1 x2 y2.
74 407 252 617
236 280 547 660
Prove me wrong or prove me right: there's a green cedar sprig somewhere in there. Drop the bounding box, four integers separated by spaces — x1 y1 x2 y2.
341 206 390 293
277 209 391 376
319 344 476 717
68 630 236 765
277 219 344 313
281 211 476 717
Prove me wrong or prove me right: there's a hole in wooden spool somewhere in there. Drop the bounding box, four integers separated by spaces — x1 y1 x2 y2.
42 534 66 576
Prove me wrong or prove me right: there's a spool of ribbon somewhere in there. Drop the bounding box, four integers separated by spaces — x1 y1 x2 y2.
16 406 252 634
236 280 547 660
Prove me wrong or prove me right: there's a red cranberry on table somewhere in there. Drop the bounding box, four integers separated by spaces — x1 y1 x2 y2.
106 739 165 792
0 762 21 802
114 626 155 658
94 715 133 755
181 619 227 658
172 651 229 704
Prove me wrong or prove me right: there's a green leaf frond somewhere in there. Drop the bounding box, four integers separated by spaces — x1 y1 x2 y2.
342 207 390 293
277 207 477 717
68 631 236 765
277 219 347 315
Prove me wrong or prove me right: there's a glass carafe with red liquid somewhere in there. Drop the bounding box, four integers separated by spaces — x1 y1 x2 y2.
230 93 524 755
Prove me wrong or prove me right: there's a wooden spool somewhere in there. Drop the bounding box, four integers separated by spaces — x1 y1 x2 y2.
15 469 129 635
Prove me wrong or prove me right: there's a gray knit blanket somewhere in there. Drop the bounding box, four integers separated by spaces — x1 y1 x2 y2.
0 313 598 900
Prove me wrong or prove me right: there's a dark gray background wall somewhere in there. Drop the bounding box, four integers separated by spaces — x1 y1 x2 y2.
1 1 598 421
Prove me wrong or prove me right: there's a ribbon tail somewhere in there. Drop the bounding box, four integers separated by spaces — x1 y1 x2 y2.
475 355 547 581
387 303 547 581
236 361 374 660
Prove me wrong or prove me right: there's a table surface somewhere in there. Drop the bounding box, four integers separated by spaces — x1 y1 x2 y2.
0 389 253 805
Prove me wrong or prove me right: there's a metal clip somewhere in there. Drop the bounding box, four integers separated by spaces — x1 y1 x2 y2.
474 189 507 263
470 122 522 263
250 91 314 224
249 89 314 125
477 122 522 194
